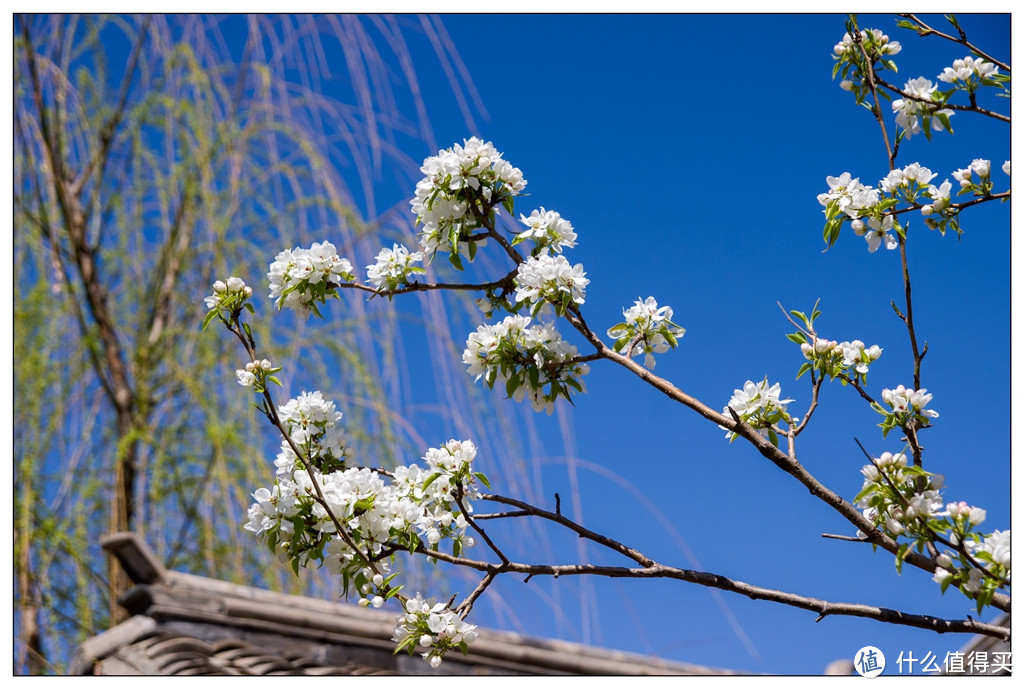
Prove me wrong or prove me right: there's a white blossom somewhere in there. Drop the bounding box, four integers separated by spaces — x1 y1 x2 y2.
838 340 882 373
366 244 425 290
937 56 999 84
412 137 526 259
881 384 938 419
607 296 685 369
514 254 588 312
851 215 898 252
267 242 354 312
515 208 577 253
204 276 253 310
891 77 953 139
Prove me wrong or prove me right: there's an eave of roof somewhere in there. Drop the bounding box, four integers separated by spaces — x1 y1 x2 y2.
73 532 746 676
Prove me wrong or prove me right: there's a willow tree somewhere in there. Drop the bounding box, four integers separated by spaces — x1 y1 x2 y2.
13 14 559 674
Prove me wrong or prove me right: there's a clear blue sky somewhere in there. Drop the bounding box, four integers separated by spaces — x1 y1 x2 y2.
233 13 1012 675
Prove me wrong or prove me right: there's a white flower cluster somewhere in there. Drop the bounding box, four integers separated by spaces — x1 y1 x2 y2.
462 315 589 414
607 296 685 369
800 338 882 376
236 358 277 391
881 384 938 419
248 426 482 547
875 384 939 439
921 180 953 217
392 593 479 668
514 254 589 316
204 276 252 311
851 215 898 252
892 77 953 139
937 56 999 84
366 244 425 291
245 421 486 665
721 378 794 442
952 158 992 189
271 391 352 476
832 28 901 59
818 171 920 252
855 453 1009 604
971 529 1011 576
514 207 577 253
856 451 946 537
879 162 936 196
268 241 355 313
818 172 880 221
934 526 1011 598
411 137 526 260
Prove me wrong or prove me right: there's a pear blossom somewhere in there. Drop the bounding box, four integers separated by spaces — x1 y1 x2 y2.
204 276 253 310
881 385 938 418
267 241 354 312
975 530 1011 570
392 593 479 668
607 296 685 369
851 214 898 252
721 378 793 441
513 254 589 314
832 28 901 59
879 163 936 197
462 315 589 414
1002 160 1010 176
937 56 999 85
838 340 882 373
514 208 577 253
946 501 986 526
921 180 952 216
817 173 879 218
411 137 526 260
891 77 953 139
366 244 425 291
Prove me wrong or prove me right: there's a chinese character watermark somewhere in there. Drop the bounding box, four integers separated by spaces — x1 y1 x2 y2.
855 646 886 678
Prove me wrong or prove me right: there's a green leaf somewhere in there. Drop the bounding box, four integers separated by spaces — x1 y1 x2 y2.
936 111 954 134
505 374 520 398
201 309 220 331
895 543 910 574
768 429 779 448
421 472 443 491
449 250 464 271
786 332 808 344
473 471 492 489
467 240 478 261
796 362 812 380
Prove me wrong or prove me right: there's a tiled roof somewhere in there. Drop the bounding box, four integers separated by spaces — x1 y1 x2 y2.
73 532 745 676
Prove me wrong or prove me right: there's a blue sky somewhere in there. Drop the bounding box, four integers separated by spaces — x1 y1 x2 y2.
324 13 1011 675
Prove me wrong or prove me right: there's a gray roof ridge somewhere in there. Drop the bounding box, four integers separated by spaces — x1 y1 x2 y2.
99 531 746 675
